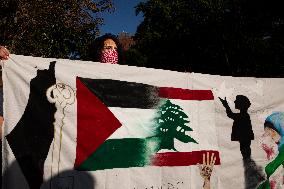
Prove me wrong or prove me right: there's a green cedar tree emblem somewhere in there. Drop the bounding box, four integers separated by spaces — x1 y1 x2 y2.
155 99 198 151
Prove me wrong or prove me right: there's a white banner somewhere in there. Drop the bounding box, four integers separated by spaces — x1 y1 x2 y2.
2 55 284 189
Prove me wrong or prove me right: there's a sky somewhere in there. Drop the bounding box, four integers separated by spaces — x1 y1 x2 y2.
98 0 144 36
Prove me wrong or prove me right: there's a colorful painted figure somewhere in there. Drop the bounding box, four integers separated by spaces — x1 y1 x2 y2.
258 112 284 189
260 121 284 189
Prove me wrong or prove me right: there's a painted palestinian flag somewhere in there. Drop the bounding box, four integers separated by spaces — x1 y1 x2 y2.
75 77 220 171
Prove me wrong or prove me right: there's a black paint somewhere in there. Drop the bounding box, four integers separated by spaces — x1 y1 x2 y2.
6 61 57 189
219 95 254 159
79 77 160 109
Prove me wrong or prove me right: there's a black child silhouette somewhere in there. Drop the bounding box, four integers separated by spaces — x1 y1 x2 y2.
219 95 254 160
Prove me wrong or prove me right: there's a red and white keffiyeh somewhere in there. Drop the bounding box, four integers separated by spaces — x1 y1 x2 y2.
100 49 118 64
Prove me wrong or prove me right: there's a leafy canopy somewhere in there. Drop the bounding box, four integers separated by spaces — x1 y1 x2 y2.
135 0 284 77
0 0 114 58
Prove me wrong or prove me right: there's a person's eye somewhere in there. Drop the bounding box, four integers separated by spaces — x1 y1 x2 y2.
104 46 117 51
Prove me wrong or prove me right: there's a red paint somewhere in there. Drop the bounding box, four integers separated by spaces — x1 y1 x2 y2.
261 143 276 160
151 150 220 166
270 180 276 189
74 78 122 168
158 87 214 100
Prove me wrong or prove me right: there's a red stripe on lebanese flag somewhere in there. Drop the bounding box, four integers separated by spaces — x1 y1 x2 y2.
159 87 214 100
151 150 220 166
74 78 122 168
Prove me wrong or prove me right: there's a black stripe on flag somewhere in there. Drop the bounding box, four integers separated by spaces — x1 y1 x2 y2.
79 77 160 108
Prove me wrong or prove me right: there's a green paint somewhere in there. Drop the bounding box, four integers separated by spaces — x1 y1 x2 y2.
77 138 161 171
154 99 198 151
76 99 198 171
257 145 284 189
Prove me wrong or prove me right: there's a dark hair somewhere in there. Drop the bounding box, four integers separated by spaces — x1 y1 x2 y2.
264 121 280 135
88 33 122 64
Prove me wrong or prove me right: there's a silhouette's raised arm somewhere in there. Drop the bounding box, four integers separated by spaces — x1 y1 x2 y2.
218 97 234 119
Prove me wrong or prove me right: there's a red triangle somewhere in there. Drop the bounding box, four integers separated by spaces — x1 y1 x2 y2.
74 78 122 168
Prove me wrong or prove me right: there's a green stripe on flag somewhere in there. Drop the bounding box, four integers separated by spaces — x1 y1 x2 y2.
77 138 160 171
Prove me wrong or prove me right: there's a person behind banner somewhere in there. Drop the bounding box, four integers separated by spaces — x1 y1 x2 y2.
88 33 122 64
0 46 10 61
219 95 254 160
0 45 10 135
0 45 10 187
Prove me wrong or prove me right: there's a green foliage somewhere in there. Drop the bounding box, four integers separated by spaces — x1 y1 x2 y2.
122 48 147 67
135 0 284 77
0 0 114 58
155 100 197 151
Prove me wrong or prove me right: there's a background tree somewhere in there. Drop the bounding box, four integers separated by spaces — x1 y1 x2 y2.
117 32 147 67
154 100 197 151
122 48 147 67
0 0 114 58
134 0 284 77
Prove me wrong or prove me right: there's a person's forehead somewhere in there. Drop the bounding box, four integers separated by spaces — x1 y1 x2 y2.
265 127 277 134
104 39 116 46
